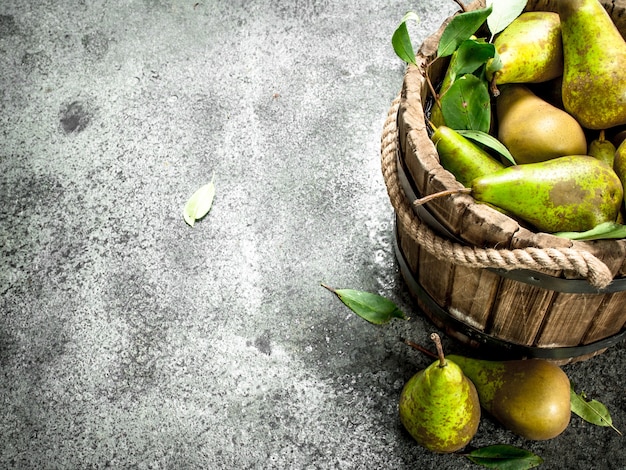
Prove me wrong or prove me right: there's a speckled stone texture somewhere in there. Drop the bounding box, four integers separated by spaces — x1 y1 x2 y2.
1 1 625 469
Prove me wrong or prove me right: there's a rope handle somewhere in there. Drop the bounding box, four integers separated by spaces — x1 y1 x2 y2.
380 94 614 290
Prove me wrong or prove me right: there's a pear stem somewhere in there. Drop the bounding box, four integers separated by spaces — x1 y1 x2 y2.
414 187 472 206
431 333 447 367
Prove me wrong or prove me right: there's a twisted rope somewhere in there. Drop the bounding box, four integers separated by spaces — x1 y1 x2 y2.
381 94 614 290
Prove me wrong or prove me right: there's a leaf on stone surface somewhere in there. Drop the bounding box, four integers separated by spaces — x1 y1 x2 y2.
440 74 491 132
183 174 215 227
391 11 420 65
456 129 516 165
438 6 492 58
465 445 543 469
554 222 626 241
486 0 528 38
322 284 408 324
570 386 623 435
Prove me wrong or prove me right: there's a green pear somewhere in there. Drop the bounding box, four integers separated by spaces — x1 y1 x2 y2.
559 0 626 129
432 125 504 187
487 12 563 86
399 334 480 453
588 130 616 167
447 355 571 441
497 84 587 164
470 155 623 232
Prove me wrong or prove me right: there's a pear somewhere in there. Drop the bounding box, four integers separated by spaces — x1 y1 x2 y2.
399 334 480 453
432 125 504 187
559 0 626 130
588 130 616 167
470 155 623 233
614 140 626 209
487 12 563 86
496 84 587 164
447 355 571 441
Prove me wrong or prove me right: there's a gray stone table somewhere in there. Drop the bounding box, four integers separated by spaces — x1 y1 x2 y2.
1 1 624 468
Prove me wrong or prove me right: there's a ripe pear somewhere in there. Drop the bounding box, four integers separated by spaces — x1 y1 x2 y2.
559 0 626 130
432 125 504 187
470 155 623 233
399 334 480 453
487 12 563 85
447 356 571 441
588 130 616 167
496 84 587 164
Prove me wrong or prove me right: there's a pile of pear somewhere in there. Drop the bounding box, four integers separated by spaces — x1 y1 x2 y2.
432 0 626 235
399 334 572 453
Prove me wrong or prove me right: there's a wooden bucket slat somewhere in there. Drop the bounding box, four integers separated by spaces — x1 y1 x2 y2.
397 216 420 272
535 293 606 346
488 280 555 345
448 265 501 330
418 250 453 308
582 291 626 343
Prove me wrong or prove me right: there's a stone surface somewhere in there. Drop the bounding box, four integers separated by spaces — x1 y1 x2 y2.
1 1 625 469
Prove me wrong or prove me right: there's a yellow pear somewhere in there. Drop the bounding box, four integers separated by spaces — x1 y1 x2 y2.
488 11 563 85
497 84 587 164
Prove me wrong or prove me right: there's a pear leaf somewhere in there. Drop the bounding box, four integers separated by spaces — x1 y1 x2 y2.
465 445 543 469
322 284 408 324
570 386 623 435
554 222 626 240
440 74 491 132
486 0 528 38
457 129 516 165
438 6 493 58
183 174 216 227
452 39 497 78
392 11 420 65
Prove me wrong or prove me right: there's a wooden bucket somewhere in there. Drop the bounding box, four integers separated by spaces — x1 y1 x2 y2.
381 0 626 364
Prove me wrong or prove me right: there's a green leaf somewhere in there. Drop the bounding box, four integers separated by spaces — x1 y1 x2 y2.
392 12 420 65
554 222 626 240
440 74 491 132
438 6 492 57
486 0 528 38
457 129 516 165
570 386 623 435
466 445 543 469
322 284 408 324
452 39 497 78
183 174 216 227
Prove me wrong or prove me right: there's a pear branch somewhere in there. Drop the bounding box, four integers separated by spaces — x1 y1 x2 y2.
422 63 444 113
453 0 468 13
402 338 438 359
